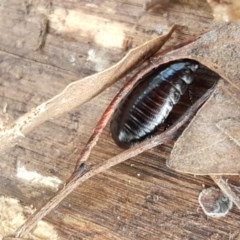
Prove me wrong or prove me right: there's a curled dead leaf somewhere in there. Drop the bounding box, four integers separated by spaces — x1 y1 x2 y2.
169 80 240 175
0 25 177 155
145 23 240 176
9 23 240 238
8 26 181 239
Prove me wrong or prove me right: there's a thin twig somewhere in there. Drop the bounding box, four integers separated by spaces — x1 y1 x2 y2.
11 87 214 239
73 60 153 173
211 175 240 209
0 25 177 155
72 25 200 174
72 24 182 174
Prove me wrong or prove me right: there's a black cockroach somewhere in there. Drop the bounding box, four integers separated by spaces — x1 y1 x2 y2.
110 60 199 148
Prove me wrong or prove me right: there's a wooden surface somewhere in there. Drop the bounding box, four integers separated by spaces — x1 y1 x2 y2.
0 0 240 239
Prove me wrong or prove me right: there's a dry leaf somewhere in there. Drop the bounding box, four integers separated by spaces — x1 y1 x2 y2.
168 80 240 174
9 23 240 237
154 23 240 175
5 26 180 239
0 25 177 155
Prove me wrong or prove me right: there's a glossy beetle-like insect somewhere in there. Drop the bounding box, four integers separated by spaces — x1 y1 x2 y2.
110 60 199 148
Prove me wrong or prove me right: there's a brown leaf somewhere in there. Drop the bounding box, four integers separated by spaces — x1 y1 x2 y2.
161 23 240 175
157 23 240 91
216 118 240 147
0 25 177 155
168 80 240 175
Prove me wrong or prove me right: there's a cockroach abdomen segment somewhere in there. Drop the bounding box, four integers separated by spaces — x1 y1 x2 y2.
110 60 199 148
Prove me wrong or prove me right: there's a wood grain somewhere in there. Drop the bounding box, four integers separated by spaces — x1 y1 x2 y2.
0 0 240 239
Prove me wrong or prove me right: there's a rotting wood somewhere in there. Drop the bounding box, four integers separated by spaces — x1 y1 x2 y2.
13 87 215 238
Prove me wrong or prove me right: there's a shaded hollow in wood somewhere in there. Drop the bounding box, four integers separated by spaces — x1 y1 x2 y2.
110 59 220 149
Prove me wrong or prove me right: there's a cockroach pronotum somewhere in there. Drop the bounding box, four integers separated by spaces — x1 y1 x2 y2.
110 60 200 149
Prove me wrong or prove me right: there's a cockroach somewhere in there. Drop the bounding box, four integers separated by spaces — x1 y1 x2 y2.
110 60 199 148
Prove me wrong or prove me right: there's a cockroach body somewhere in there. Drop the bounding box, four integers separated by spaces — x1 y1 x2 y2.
110 60 199 148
